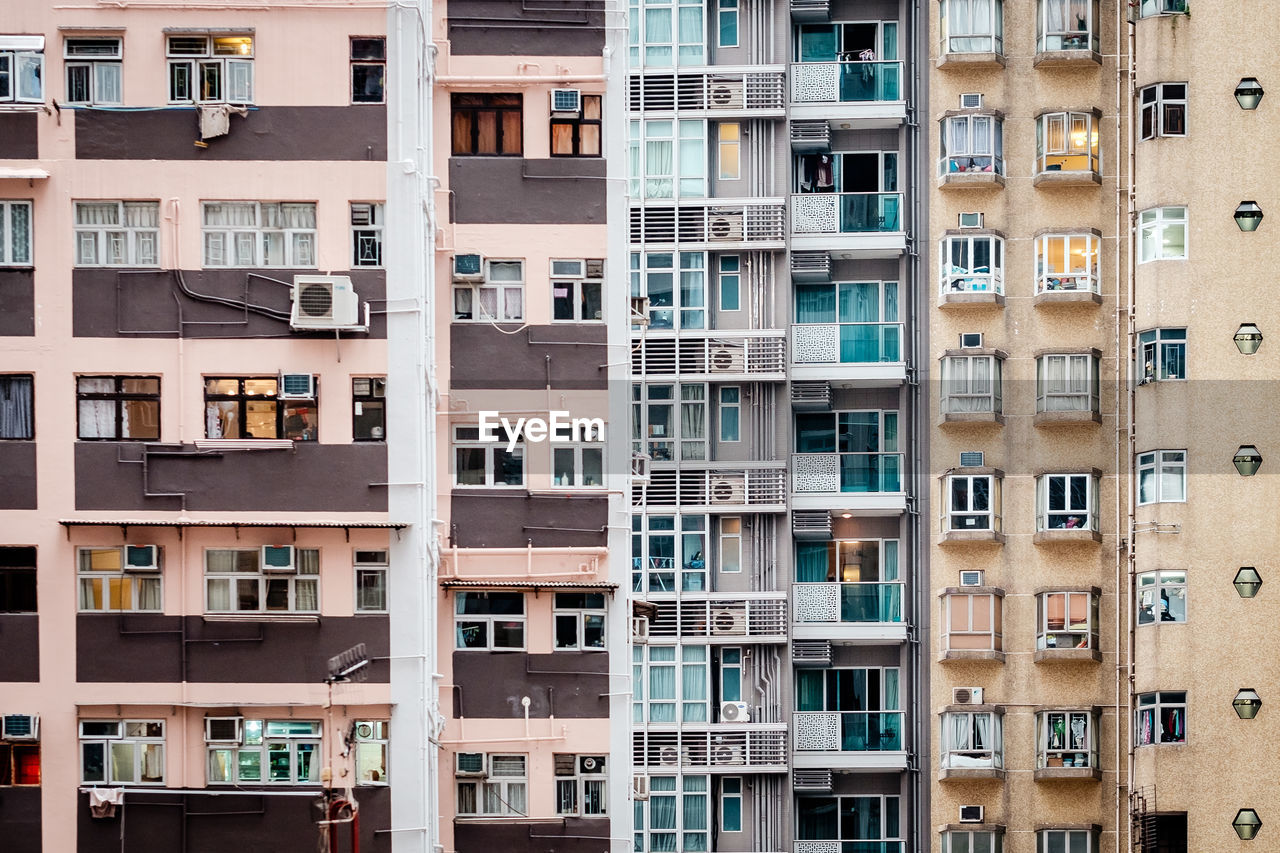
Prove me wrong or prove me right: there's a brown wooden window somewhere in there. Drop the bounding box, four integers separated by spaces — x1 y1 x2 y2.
551 95 602 157
452 94 523 156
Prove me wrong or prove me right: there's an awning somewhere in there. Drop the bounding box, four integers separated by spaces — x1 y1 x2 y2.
440 580 618 594
59 518 406 540
0 168 49 180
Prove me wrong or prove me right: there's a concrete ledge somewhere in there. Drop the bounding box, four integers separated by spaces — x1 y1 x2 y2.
942 529 1006 545
939 767 1006 781
1035 646 1102 663
1035 289 1103 306
1033 48 1101 67
941 649 1006 663
1034 409 1102 426
939 291 1004 307
1034 765 1102 782
941 411 1004 426
937 51 1006 69
1033 528 1103 545
1034 170 1102 188
939 172 1006 190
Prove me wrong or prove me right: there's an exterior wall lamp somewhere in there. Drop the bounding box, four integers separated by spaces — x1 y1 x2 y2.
1234 446 1263 476
1235 323 1264 354
1235 202 1264 232
1236 78 1265 110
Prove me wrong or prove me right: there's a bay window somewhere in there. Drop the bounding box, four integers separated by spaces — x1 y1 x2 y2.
631 251 706 329
628 0 706 67
1138 329 1186 382
1037 0 1099 52
1036 111 1100 174
1135 691 1185 745
1036 353 1099 413
632 513 708 593
1138 206 1187 262
1138 0 1186 16
941 354 1002 414
1140 83 1187 139
1137 571 1186 624
1037 710 1097 769
941 233 1004 295
1036 590 1099 650
633 383 707 462
1036 474 1098 531
1037 829 1097 853
940 114 1004 175
1137 450 1185 504
629 119 707 199
1036 232 1100 293
943 592 1002 653
945 473 997 531
944 829 1004 853
940 0 1003 54
941 711 1002 769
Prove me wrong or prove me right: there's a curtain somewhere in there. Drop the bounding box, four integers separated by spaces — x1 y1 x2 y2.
843 797 881 841
1045 0 1067 33
796 670 825 711
973 714 990 752
95 62 122 103
796 542 830 582
204 202 257 227
884 668 900 710
137 576 162 611
949 714 970 753
8 203 30 264
645 8 673 65
677 3 704 64
645 137 674 198
0 376 33 439
294 579 318 612
76 203 119 226
883 539 899 581
795 286 835 323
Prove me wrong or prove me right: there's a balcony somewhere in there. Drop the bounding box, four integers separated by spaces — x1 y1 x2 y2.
793 843 903 853
790 193 905 258
789 61 906 128
940 269 1004 306
627 66 787 117
633 726 788 773
631 331 786 381
790 323 905 386
792 711 908 770
792 582 906 643
630 198 786 250
1036 272 1102 305
790 452 905 514
645 592 789 643
636 464 788 513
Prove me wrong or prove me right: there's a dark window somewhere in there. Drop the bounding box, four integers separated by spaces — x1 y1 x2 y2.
353 377 386 441
452 94 523 156
76 376 160 440
1152 813 1187 853
0 375 33 439
204 377 317 441
351 37 385 104
0 744 40 785
551 95 602 157
0 547 36 612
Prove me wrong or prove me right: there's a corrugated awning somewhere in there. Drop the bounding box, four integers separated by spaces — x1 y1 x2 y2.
0 168 49 180
440 580 618 593
59 518 406 541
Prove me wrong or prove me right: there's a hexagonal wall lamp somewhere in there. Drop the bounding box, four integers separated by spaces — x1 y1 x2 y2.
1234 809 1263 840
1235 202 1265 232
1235 324 1264 355
1235 567 1263 598
1234 689 1263 719
1236 78 1265 110
1234 446 1263 476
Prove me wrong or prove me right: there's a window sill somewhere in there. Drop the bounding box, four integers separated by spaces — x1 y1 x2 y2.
941 529 1005 545
1034 646 1102 663
1033 528 1102 545
940 411 1004 426
1033 170 1102 188
1034 409 1102 427
1035 289 1102 306
938 766 1005 781
0 104 46 112
193 439 295 451
937 51 1006 69
938 172 1005 191
1034 765 1102 782
940 649 1006 663
939 290 1004 308
202 614 320 623
1033 48 1101 67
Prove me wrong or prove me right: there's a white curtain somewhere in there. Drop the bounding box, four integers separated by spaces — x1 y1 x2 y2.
1044 0 1068 32
645 128 674 198
137 576 162 610
206 579 230 610
77 202 119 226
677 2 704 64
949 714 970 752
204 202 257 227
0 376 33 438
294 578 318 611
7 203 30 264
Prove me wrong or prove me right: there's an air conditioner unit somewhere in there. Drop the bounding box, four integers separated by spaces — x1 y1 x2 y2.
959 451 985 468
278 372 317 400
452 253 484 282
959 805 985 823
720 701 751 723
2 714 38 741
712 743 745 764
958 212 984 228
260 545 296 573
630 296 651 327
456 752 487 777
960 332 983 349
711 608 747 636
551 88 582 114
953 686 984 705
709 212 744 241
205 717 243 743
960 92 984 109
709 346 745 373
585 258 605 278
658 745 680 766
633 774 651 800
123 544 160 572
632 615 650 643
631 453 651 484
290 275 360 329
578 755 607 775
959 570 985 587
709 79 745 109
709 476 746 505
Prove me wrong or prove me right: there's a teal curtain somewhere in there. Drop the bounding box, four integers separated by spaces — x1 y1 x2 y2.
796 285 836 323
797 26 838 61
796 542 830 582
796 670 825 710
883 540 899 580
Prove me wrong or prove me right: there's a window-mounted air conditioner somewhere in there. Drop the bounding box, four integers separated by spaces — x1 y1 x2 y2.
959 805 984 823
551 88 582 114
452 253 484 282
960 332 984 349
632 615 650 643
205 717 243 743
630 296 651 326
260 545 296 573
959 570 985 587
2 714 38 741
960 93 984 109
720 701 751 723
456 752 487 777
958 212 984 228
123 544 161 572
633 774 651 800
277 372 317 400
578 755 606 775
290 275 360 329
953 686 984 705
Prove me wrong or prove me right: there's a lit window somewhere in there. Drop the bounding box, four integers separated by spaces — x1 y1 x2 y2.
1138 206 1187 262
350 37 385 104
455 592 525 650
1140 83 1186 139
719 517 742 574
64 38 121 105
204 376 317 441
1137 328 1186 382
1137 450 1186 504
0 201 33 267
453 260 523 322
1036 111 1100 174
1137 571 1186 625
354 549 388 613
1036 232 1100 294
353 720 389 784
0 741 40 786
77 547 162 612
1135 692 1186 745
76 376 160 439
452 424 524 487
204 548 320 613
940 0 1003 54
940 114 1004 175
0 36 44 104
206 719 321 785
166 35 254 104
201 202 317 268
79 720 165 785
350 203 383 267
718 122 740 179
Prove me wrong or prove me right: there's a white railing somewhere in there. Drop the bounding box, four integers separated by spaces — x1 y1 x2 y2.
790 323 904 366
645 593 789 641
628 66 786 113
636 465 788 511
632 331 786 378
630 198 787 247
633 726 788 771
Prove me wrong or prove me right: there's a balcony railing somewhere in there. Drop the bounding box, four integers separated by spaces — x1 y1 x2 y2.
633 726 788 772
631 331 786 379
940 154 1004 176
1038 271 1100 294
790 323 902 366
791 193 902 235
941 269 1004 295
645 593 789 642
631 199 786 248
791 453 903 494
636 465 788 512
792 842 904 853
793 711 905 752
792 582 904 625
789 61 903 104
627 66 787 114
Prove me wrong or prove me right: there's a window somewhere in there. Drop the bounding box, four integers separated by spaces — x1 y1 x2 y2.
1036 232 1100 294
944 592 1002 653
794 280 902 365
718 255 741 311
354 549 388 613
0 547 36 613
352 720 389 784
80 720 164 784
628 119 707 199
633 776 710 853
0 375 34 439
941 234 1004 295
77 376 160 440
350 37 385 103
1037 0 1099 51
166 35 253 104
631 251 706 329
1149 815 1187 853
633 383 708 462
719 517 742 573
1037 710 1097 768
1037 111 1100 173
207 719 321 785
1037 829 1097 853
940 0 1004 53
351 203 383 267
1138 207 1187 262
77 547 162 612
717 0 739 46
455 591 525 650
202 202 316 268
553 443 604 487
632 514 708 593
1136 691 1186 745
551 94 602 157
794 410 902 493
1137 450 1186 504
65 38 121 105
204 548 319 613
551 258 604 322
627 0 706 67
0 36 44 103
0 741 40 786
633 644 709 723
1138 329 1185 382
451 94 522 155
795 796 901 851
720 647 743 702
553 592 606 649
721 777 742 831
453 260 524 322
0 201 32 266
453 425 524 487
1036 354 1099 414
943 829 1004 853
940 114 1004 175
204 377 317 441
941 711 1003 769
1138 0 1186 17
719 387 740 442
457 754 526 815
794 538 900 585
352 377 386 441
1037 474 1097 531
1140 83 1186 140
555 754 607 816
74 201 159 267
795 669 902 749
941 354 1002 414
945 474 995 531
718 122 740 179
1037 590 1098 650
1138 571 1186 625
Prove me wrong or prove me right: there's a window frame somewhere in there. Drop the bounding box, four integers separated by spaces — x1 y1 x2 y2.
0 201 33 267
203 376 317 442
354 549 389 613
1036 353 1099 415
0 374 34 440
940 233 1004 295
350 36 386 104
455 591 526 651
720 776 743 831
76 547 163 613
1036 590 1099 650
1138 206 1188 263
550 94 602 157
554 753 608 816
718 386 741 442
352 376 386 441
451 93 523 156
945 473 996 531
1135 691 1186 745
634 382 709 463
452 424 525 487
1036 232 1100 294
1036 110 1100 174
718 516 742 574
64 37 122 106
629 118 708 199
627 0 707 68
76 375 161 440
350 202 383 268
1137 450 1186 505
552 592 607 650
633 644 711 724
1140 83 1187 140
456 753 528 816
203 547 321 615
79 719 165 785
941 354 1002 415
1037 0 1100 52
1036 473 1098 531
718 254 741 312
551 258 605 322
1137 328 1186 382
166 35 254 105
940 710 1003 769
940 0 1004 54
631 251 707 329
353 720 389 785
1138 0 1187 17
943 591 1002 653
206 719 322 785
717 0 739 47
552 443 605 488
0 39 45 104
632 513 709 594
1137 570 1187 626
1037 829 1097 853
942 829 1004 853
939 113 1004 176
74 201 161 268
453 259 524 322
201 201 317 269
